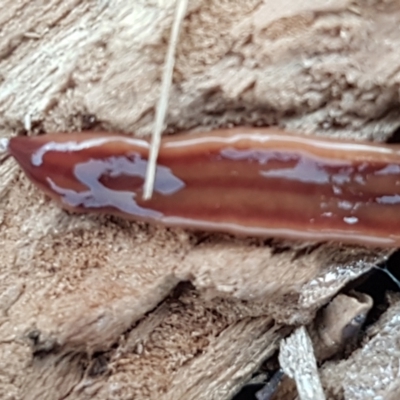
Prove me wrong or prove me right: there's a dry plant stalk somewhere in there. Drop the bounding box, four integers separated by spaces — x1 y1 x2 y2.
143 0 189 200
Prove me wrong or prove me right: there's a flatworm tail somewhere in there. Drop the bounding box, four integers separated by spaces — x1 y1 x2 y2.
8 128 400 248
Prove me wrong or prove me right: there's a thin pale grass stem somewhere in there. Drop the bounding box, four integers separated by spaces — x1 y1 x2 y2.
143 0 189 200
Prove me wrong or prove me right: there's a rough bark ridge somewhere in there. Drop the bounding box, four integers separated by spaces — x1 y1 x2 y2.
0 0 400 399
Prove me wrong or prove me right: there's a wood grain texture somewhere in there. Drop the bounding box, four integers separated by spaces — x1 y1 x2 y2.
1 1 400 400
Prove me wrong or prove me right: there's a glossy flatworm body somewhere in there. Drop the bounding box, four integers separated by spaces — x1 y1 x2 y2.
7 127 400 247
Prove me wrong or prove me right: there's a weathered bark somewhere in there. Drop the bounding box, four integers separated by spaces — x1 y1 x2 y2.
1 0 400 399
321 294 400 400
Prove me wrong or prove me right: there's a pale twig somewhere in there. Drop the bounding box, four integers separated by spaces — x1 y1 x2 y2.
143 0 188 200
279 326 326 400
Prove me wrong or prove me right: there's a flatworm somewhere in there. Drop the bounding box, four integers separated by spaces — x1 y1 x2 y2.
7 127 400 247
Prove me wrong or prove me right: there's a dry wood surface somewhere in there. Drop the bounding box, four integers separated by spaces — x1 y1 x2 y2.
1 1 400 399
